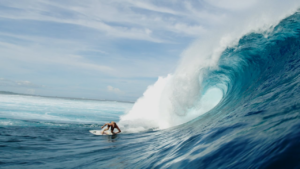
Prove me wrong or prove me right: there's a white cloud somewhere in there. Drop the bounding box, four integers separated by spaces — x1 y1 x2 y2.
0 78 43 88
107 85 122 94
0 0 213 42
125 0 181 15
0 33 115 74
205 0 258 10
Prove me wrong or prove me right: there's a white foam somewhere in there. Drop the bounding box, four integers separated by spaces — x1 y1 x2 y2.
118 75 223 132
118 75 172 132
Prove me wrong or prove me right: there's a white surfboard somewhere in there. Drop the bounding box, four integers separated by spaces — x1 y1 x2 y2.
89 130 113 135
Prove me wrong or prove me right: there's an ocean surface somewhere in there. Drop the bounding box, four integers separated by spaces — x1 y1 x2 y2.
2 11 300 169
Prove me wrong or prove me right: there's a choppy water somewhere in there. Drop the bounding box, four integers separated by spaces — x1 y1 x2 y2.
2 11 300 169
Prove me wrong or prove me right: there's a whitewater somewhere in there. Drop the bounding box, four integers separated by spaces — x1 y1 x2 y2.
2 3 300 169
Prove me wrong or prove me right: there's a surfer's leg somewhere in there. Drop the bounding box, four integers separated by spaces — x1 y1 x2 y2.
101 127 108 134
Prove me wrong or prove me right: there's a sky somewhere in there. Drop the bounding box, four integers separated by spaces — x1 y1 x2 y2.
0 0 299 102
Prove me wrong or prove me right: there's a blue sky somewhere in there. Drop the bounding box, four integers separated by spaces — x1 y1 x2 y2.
0 0 299 101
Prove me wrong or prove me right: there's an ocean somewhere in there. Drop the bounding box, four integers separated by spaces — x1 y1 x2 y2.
1 10 300 169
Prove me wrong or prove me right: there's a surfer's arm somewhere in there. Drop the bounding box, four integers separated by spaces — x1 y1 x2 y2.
101 123 109 129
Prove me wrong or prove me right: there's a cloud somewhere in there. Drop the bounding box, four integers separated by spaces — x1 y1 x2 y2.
205 0 258 10
0 0 222 79
0 33 115 74
0 0 212 42
107 85 122 94
0 78 43 88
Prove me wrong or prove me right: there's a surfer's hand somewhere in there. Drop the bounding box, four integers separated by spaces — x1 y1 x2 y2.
101 126 103 128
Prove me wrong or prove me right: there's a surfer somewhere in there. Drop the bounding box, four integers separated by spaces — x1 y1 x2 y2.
101 121 121 135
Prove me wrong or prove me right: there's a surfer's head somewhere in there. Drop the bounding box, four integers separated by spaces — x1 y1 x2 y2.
111 121 116 126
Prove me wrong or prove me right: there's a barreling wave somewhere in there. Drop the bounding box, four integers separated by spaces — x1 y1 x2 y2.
119 10 300 133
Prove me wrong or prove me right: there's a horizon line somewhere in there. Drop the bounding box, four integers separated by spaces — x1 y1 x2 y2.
0 91 135 104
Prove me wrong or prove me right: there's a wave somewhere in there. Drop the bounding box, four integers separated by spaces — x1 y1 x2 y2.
119 9 300 133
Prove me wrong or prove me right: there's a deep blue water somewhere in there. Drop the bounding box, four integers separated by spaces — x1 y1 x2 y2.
2 11 300 169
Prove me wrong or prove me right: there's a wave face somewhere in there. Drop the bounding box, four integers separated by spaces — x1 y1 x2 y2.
2 10 300 169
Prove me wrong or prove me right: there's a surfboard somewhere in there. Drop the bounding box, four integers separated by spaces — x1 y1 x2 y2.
89 130 113 135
